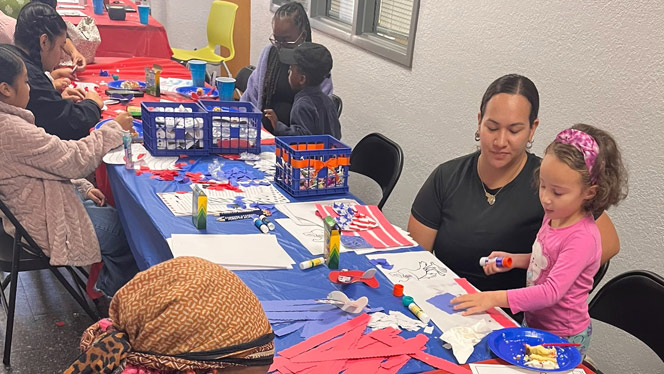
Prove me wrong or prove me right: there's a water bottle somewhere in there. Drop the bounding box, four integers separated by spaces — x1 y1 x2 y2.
122 130 134 170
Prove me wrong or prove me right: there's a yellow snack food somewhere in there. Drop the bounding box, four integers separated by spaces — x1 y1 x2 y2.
523 344 559 369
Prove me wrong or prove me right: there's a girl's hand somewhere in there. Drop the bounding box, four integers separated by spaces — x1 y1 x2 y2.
87 188 106 206
51 67 75 80
483 251 515 275
115 112 134 131
451 291 508 316
71 51 87 72
263 109 278 129
62 87 85 102
85 90 104 108
52 77 71 93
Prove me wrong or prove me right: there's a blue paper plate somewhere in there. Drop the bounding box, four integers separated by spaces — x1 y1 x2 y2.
176 86 218 99
94 118 143 139
487 327 582 372
107 80 146 90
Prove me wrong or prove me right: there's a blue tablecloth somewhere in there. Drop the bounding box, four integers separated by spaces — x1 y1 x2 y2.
106 152 494 373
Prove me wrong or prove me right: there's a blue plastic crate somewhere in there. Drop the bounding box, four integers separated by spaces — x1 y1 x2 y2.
141 102 209 156
198 100 262 154
275 135 351 197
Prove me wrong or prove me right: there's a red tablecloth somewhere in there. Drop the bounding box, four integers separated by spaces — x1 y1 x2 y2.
63 0 172 59
80 57 191 206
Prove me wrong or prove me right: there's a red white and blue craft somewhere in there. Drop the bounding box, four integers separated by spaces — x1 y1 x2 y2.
316 202 415 249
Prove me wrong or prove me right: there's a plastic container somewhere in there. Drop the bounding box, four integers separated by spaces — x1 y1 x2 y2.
274 135 351 197
187 60 207 87
215 77 236 101
141 102 209 156
92 0 104 14
198 100 261 154
137 4 150 25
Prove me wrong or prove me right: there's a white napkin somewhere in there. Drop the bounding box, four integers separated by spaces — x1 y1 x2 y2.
440 320 492 364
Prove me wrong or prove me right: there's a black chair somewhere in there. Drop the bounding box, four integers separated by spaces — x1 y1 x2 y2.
591 260 610 293
331 94 343 118
0 200 98 366
349 133 404 210
234 65 256 94
588 270 664 363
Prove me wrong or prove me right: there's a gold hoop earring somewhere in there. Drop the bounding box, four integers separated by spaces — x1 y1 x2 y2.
475 131 480 142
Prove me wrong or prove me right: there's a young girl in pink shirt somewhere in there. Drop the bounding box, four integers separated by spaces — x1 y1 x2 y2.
452 124 628 354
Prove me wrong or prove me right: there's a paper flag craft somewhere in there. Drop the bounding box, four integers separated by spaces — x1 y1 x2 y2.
315 203 415 249
329 269 379 288
269 314 472 374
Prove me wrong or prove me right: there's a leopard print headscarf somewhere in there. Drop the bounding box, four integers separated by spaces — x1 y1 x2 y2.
66 257 274 373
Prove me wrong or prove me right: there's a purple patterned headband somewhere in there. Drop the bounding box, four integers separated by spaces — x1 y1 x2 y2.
554 129 599 183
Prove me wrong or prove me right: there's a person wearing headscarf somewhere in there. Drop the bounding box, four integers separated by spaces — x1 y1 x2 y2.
65 257 275 374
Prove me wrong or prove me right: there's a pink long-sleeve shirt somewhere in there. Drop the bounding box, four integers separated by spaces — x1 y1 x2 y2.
507 214 601 336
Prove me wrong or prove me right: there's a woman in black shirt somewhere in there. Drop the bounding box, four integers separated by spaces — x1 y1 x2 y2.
408 74 619 292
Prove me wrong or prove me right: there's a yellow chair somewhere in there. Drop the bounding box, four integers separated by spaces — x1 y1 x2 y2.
171 0 238 78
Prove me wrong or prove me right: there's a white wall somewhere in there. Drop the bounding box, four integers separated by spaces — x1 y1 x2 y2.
161 1 664 373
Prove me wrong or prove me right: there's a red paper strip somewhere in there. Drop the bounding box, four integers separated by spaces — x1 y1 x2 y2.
454 278 517 328
377 355 411 374
362 205 414 246
410 351 472 374
342 357 384 374
279 313 371 359
293 334 427 363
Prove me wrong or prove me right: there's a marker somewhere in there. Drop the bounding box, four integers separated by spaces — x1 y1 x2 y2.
260 214 276 231
216 214 254 222
253 217 269 234
402 296 430 324
299 257 324 270
479 256 513 268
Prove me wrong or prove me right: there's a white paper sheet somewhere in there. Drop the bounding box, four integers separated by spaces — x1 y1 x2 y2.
170 234 294 269
103 144 178 170
366 251 510 332
470 364 584 374
158 184 290 216
275 199 358 226
57 9 87 16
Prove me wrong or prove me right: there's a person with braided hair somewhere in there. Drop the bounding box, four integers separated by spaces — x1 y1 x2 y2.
241 2 333 132
4 2 103 140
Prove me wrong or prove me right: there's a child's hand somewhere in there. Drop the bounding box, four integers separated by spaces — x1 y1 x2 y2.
71 51 87 72
51 67 75 80
115 112 134 131
451 291 507 316
85 90 104 109
87 188 106 206
62 87 85 102
52 78 71 93
263 109 278 129
483 251 514 275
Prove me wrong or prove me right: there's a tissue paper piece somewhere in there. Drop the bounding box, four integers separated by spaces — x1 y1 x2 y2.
440 320 492 365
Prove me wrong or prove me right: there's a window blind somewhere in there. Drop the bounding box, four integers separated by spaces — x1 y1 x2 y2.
376 0 413 38
328 0 354 24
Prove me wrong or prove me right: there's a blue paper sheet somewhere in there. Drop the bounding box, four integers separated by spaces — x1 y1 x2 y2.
426 292 458 314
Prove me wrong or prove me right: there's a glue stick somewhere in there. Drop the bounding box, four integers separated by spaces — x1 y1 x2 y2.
479 256 513 268
299 257 324 270
402 296 430 324
253 217 269 234
122 130 133 170
260 214 276 231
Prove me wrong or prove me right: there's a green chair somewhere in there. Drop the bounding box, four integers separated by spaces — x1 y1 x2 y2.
171 0 238 79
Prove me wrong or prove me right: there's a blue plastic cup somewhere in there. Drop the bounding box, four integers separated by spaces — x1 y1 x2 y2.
216 77 236 101
93 0 104 15
137 4 150 25
187 60 207 87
